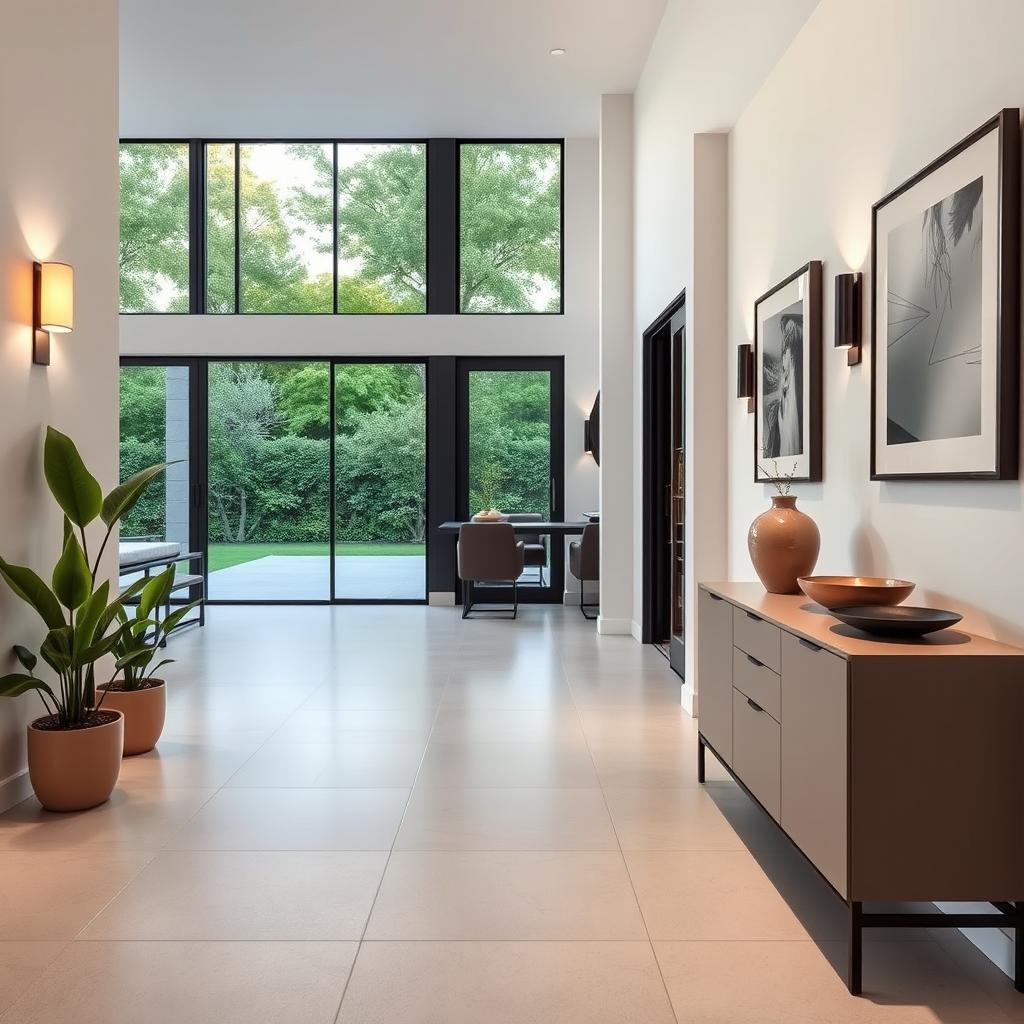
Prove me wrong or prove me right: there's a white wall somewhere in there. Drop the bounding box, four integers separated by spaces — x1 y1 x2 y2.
121 139 601 592
728 0 1024 645
598 95 635 634
727 0 1024 975
632 0 818 679
0 0 120 808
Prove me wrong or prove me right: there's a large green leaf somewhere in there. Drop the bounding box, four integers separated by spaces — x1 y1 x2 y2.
73 580 110 657
52 534 91 611
39 627 73 674
0 673 55 701
139 565 175 619
44 427 102 528
0 559 65 630
100 462 173 528
162 601 200 636
13 645 37 672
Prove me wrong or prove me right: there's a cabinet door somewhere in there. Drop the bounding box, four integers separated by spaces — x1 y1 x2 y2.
697 589 733 763
781 633 848 897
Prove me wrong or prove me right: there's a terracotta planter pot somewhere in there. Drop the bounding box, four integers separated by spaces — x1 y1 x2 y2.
97 679 166 756
27 711 124 812
748 495 820 594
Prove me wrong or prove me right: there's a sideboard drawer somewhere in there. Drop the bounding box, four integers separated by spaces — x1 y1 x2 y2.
733 687 781 821
732 646 781 722
733 607 781 673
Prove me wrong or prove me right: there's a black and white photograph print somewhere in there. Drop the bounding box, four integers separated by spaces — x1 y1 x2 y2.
754 261 822 483
872 109 1020 479
761 299 804 460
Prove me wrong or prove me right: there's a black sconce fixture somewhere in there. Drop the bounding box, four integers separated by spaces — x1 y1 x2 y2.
736 343 754 413
834 272 862 366
584 392 600 465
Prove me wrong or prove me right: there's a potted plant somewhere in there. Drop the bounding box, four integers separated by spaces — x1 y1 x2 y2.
472 463 509 522
98 565 199 755
0 427 170 811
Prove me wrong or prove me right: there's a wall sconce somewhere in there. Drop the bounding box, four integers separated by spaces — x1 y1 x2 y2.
834 272 861 366
33 261 74 366
584 392 600 465
736 343 754 413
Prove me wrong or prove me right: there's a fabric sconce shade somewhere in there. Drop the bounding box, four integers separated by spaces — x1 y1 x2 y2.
736 343 754 412
834 272 861 366
33 261 74 366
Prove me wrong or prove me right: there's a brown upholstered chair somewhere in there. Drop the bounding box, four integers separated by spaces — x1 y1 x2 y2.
505 513 547 586
568 523 599 619
457 523 525 619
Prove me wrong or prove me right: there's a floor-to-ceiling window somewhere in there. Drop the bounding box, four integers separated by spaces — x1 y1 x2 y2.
333 361 426 600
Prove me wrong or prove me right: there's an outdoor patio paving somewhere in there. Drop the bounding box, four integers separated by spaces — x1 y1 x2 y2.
207 555 426 601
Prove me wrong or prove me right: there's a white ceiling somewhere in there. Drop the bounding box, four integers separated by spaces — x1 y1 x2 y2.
119 0 668 138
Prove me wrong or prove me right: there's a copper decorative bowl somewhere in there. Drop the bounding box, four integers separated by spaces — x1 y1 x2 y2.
798 575 915 610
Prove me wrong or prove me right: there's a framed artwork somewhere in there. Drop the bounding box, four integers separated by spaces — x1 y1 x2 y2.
754 260 822 482
871 108 1020 480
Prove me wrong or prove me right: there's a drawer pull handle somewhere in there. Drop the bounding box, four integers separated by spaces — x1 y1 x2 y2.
745 611 762 622
708 593 723 602
746 697 765 714
746 653 764 668
798 638 822 653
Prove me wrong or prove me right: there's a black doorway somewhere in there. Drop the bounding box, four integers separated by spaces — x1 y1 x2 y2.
641 291 687 679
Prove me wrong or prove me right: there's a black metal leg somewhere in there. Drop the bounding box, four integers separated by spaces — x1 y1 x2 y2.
697 735 706 784
579 579 598 620
848 901 863 995
513 580 518 620
462 580 472 619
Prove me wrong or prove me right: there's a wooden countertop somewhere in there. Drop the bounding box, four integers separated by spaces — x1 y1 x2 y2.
700 582 1024 659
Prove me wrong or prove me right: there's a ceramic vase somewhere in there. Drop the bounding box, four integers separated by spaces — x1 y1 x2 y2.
748 495 820 594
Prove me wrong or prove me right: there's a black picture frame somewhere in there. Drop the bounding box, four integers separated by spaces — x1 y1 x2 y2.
753 260 823 483
870 109 1020 480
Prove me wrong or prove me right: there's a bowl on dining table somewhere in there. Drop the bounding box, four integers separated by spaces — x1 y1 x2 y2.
797 575 915 610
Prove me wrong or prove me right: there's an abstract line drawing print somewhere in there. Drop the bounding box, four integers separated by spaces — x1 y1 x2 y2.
885 176 983 444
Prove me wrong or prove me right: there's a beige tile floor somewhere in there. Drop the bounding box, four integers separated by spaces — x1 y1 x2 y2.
0 604 1021 1022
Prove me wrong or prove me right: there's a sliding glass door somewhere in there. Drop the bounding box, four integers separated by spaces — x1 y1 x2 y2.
206 360 331 601
458 357 565 602
333 361 426 600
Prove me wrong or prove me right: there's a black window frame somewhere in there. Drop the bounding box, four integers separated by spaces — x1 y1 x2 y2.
118 137 564 317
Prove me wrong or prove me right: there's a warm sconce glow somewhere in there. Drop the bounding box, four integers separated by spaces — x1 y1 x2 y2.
834 272 862 366
33 261 74 365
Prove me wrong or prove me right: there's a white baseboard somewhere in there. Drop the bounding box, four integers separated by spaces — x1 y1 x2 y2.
562 587 599 606
0 769 32 814
630 620 643 641
428 592 455 607
680 682 697 718
596 616 633 635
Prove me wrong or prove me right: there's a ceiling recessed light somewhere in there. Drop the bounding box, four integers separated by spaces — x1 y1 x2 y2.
549 47 566 57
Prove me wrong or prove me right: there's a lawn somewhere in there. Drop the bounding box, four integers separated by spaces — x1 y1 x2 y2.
208 542 425 573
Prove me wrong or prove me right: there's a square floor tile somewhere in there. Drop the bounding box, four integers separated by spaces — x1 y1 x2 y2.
0 943 64 1017
655 939 1012 1022
429 706 585 744
2 940 357 1024
337 941 676 1024
166 788 409 850
415 739 598 788
81 851 387 939
395 787 617 851
225 739 426 788
626 850 819 940
0 787 215 851
0 851 153 940
604 787 754 850
366 851 645 939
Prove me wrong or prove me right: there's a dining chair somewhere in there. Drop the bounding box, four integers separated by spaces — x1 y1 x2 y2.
457 523 525 619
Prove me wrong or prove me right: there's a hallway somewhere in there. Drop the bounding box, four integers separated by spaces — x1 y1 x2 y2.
0 606 1018 1022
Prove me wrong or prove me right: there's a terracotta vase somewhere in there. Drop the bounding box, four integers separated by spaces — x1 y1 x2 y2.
747 495 820 594
97 679 166 756
27 711 124 812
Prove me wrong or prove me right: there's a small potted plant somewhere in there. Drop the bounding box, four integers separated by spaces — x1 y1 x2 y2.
471 464 509 522
0 427 170 811
98 565 199 755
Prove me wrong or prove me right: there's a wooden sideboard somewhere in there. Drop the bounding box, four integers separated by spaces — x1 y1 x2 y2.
697 581 1024 995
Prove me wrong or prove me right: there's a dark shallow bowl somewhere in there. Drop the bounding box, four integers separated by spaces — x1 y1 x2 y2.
830 604 962 639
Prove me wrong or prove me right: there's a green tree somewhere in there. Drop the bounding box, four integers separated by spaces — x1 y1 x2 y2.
460 144 561 312
119 143 189 312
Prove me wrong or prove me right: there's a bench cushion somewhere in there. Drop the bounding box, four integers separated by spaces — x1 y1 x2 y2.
118 541 182 568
